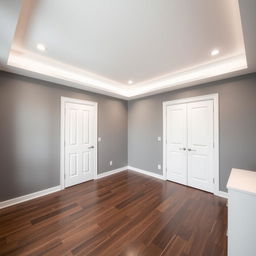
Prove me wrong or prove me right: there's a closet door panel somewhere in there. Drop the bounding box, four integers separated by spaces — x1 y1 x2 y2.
166 104 188 185
187 100 214 192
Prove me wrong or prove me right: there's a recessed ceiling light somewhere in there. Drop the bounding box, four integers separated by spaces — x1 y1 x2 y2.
36 43 46 52
128 80 133 85
211 49 220 56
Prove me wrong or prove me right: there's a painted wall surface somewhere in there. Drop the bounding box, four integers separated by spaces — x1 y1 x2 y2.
1 71 256 201
128 74 256 192
0 72 127 201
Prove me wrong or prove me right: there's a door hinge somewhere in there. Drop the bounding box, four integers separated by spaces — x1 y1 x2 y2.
213 177 215 184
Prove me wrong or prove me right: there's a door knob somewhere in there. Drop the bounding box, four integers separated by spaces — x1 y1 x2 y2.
188 148 196 152
88 146 94 149
179 147 186 151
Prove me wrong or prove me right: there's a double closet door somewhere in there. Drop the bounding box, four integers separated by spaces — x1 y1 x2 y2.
166 100 214 192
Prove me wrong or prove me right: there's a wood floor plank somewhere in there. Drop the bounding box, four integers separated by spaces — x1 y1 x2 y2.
30 203 79 225
0 170 227 256
160 235 187 256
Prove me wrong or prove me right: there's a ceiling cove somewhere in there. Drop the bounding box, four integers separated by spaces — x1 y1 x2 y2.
1 0 255 100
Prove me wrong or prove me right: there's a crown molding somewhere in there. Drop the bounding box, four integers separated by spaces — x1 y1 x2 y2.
6 50 248 100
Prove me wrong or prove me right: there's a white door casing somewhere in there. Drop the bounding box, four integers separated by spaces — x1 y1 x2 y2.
163 94 219 195
166 104 188 185
61 97 97 188
187 100 214 192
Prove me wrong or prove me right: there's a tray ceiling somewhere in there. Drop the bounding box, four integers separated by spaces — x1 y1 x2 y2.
1 0 255 99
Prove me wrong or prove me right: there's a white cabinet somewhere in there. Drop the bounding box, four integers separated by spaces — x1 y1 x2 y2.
227 168 256 256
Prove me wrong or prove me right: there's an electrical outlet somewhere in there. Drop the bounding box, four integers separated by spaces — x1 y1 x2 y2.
98 137 102 142
110 161 113 166
157 164 161 170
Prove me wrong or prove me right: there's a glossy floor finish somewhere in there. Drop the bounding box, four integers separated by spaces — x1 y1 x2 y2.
0 171 227 256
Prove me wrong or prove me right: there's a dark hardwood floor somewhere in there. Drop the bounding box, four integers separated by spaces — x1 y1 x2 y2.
0 171 227 256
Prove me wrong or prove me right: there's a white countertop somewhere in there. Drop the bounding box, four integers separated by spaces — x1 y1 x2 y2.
227 168 256 196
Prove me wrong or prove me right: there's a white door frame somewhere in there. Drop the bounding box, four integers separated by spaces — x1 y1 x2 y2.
60 97 98 189
163 93 220 196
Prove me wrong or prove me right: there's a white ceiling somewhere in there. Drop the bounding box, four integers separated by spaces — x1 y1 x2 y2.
1 0 255 99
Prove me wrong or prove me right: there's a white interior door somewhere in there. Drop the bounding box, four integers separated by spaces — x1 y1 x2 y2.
64 102 96 187
187 100 214 192
165 100 214 193
166 104 188 185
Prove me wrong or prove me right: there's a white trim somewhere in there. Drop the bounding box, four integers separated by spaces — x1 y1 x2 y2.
60 97 98 189
96 166 128 179
7 50 247 99
215 191 228 199
0 169 226 210
163 94 219 106
127 166 166 181
0 186 61 209
163 93 220 196
128 164 228 199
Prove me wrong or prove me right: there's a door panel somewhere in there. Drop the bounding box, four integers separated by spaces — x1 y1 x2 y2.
166 104 187 185
69 109 78 145
69 153 78 177
65 102 95 187
82 110 89 144
82 151 90 173
187 100 214 192
190 154 208 181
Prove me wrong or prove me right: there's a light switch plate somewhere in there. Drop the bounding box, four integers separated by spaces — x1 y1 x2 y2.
157 136 161 142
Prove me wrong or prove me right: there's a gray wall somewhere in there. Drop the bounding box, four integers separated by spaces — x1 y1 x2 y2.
0 72 128 201
128 74 256 192
1 71 256 201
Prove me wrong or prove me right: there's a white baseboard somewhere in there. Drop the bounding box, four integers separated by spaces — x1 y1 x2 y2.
0 167 128 209
96 166 128 179
0 167 227 209
127 166 166 180
0 185 61 209
127 166 228 199
215 190 228 199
